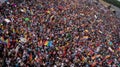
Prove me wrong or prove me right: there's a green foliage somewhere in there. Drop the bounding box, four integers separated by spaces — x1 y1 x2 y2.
103 0 120 8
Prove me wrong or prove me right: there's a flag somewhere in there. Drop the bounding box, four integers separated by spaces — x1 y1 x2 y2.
44 41 53 47
44 41 49 46
48 41 53 47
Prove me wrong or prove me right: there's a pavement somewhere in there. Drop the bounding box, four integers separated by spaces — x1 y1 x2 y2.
111 5 120 18
99 0 120 18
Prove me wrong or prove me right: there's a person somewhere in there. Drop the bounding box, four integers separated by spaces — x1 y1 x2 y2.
0 0 119 66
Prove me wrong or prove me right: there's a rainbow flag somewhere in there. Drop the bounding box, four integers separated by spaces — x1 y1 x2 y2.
44 41 53 47
48 41 53 47
44 41 49 46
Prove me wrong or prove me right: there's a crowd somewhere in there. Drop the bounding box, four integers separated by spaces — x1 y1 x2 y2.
0 0 120 67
